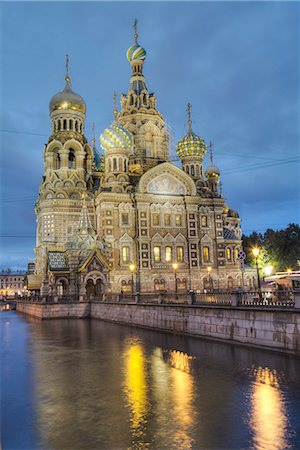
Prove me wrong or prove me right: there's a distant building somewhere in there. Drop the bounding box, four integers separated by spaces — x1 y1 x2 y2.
0 271 26 297
29 25 256 299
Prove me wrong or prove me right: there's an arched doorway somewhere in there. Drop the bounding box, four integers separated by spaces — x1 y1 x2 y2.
86 278 104 300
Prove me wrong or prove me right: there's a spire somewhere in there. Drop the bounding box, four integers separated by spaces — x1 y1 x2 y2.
113 91 118 122
187 102 192 133
209 141 213 164
219 180 223 196
77 194 94 233
92 122 96 150
134 18 138 43
65 54 70 87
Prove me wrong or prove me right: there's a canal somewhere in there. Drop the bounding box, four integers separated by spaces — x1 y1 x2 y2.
1 311 300 450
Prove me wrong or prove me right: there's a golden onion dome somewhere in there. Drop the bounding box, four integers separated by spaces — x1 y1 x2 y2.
176 102 207 159
49 78 86 114
205 164 220 178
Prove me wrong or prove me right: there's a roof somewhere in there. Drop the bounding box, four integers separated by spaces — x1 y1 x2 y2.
26 274 42 290
223 227 239 240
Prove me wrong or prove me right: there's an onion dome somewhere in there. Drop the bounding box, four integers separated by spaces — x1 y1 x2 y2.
176 103 207 158
205 142 220 178
49 55 86 114
126 19 146 62
127 43 146 62
100 120 132 154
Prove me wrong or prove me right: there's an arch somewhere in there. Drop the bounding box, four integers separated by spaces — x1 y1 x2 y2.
139 162 197 196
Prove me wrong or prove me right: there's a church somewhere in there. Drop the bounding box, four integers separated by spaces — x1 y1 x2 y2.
28 24 256 299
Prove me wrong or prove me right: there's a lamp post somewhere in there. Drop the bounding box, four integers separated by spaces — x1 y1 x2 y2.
252 248 261 292
172 262 178 293
129 263 135 294
207 266 212 291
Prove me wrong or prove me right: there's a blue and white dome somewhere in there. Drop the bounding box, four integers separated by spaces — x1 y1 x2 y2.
126 43 146 62
100 122 132 154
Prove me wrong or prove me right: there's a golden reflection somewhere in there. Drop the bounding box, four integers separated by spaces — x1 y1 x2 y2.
168 350 193 373
123 339 148 446
251 367 287 450
170 351 195 449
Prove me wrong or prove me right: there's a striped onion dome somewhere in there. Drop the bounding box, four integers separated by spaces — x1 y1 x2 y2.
100 122 132 154
176 130 207 159
126 43 146 62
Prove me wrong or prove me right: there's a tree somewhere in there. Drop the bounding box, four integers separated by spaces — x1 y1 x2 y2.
242 224 300 272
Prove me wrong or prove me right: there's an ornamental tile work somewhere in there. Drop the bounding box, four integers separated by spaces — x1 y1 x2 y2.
48 252 68 271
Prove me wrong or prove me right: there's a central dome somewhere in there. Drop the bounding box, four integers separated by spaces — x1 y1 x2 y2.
100 122 132 154
49 81 86 114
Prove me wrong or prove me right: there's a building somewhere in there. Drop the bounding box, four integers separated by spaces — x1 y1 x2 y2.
29 25 256 299
0 270 26 297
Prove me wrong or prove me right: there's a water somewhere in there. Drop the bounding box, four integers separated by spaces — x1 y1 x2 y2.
1 311 300 450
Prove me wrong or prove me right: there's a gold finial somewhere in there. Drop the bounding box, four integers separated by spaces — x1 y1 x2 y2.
209 141 213 164
65 53 70 85
134 18 138 43
92 122 96 149
113 91 118 121
187 102 192 132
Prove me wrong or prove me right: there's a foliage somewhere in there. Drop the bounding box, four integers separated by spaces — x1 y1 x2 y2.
242 223 300 272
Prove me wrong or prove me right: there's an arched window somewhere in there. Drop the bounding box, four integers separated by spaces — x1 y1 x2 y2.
165 246 172 262
191 165 195 176
228 277 234 289
186 166 189 174
203 246 210 263
226 248 232 261
68 149 75 169
201 215 208 227
54 152 61 169
63 119 67 130
113 158 117 171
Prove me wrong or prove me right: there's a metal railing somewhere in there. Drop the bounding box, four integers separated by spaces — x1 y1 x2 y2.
18 290 297 309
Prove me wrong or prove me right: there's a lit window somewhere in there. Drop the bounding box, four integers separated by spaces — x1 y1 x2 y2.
235 248 239 260
121 213 129 225
122 246 130 263
164 214 171 226
203 246 210 263
165 246 172 262
177 246 184 262
153 213 160 226
175 214 182 226
153 246 161 262
226 248 232 261
201 215 208 227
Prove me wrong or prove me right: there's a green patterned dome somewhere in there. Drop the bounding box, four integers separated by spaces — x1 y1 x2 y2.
127 43 146 62
100 122 132 154
176 130 207 159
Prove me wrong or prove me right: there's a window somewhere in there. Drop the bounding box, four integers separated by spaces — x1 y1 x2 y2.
153 246 161 262
235 248 239 260
201 215 208 227
191 165 195 176
122 246 130 263
175 214 182 226
165 246 172 262
177 246 184 262
121 213 129 225
153 213 160 226
203 246 210 263
226 248 232 261
68 150 75 169
164 214 171 226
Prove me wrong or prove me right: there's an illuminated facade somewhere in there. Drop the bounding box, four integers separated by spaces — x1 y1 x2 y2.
32 26 256 298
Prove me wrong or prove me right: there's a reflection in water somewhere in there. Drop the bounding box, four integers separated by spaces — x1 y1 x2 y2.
251 367 288 450
170 351 195 449
123 338 149 448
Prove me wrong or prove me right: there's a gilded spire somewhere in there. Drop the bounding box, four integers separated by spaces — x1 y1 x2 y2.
187 102 192 132
65 54 70 87
134 18 138 43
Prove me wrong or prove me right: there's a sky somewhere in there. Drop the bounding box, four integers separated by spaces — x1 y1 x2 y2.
0 1 299 270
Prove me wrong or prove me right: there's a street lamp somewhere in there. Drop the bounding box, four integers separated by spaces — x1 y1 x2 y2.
252 247 261 291
172 262 178 293
129 263 135 294
207 266 212 290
